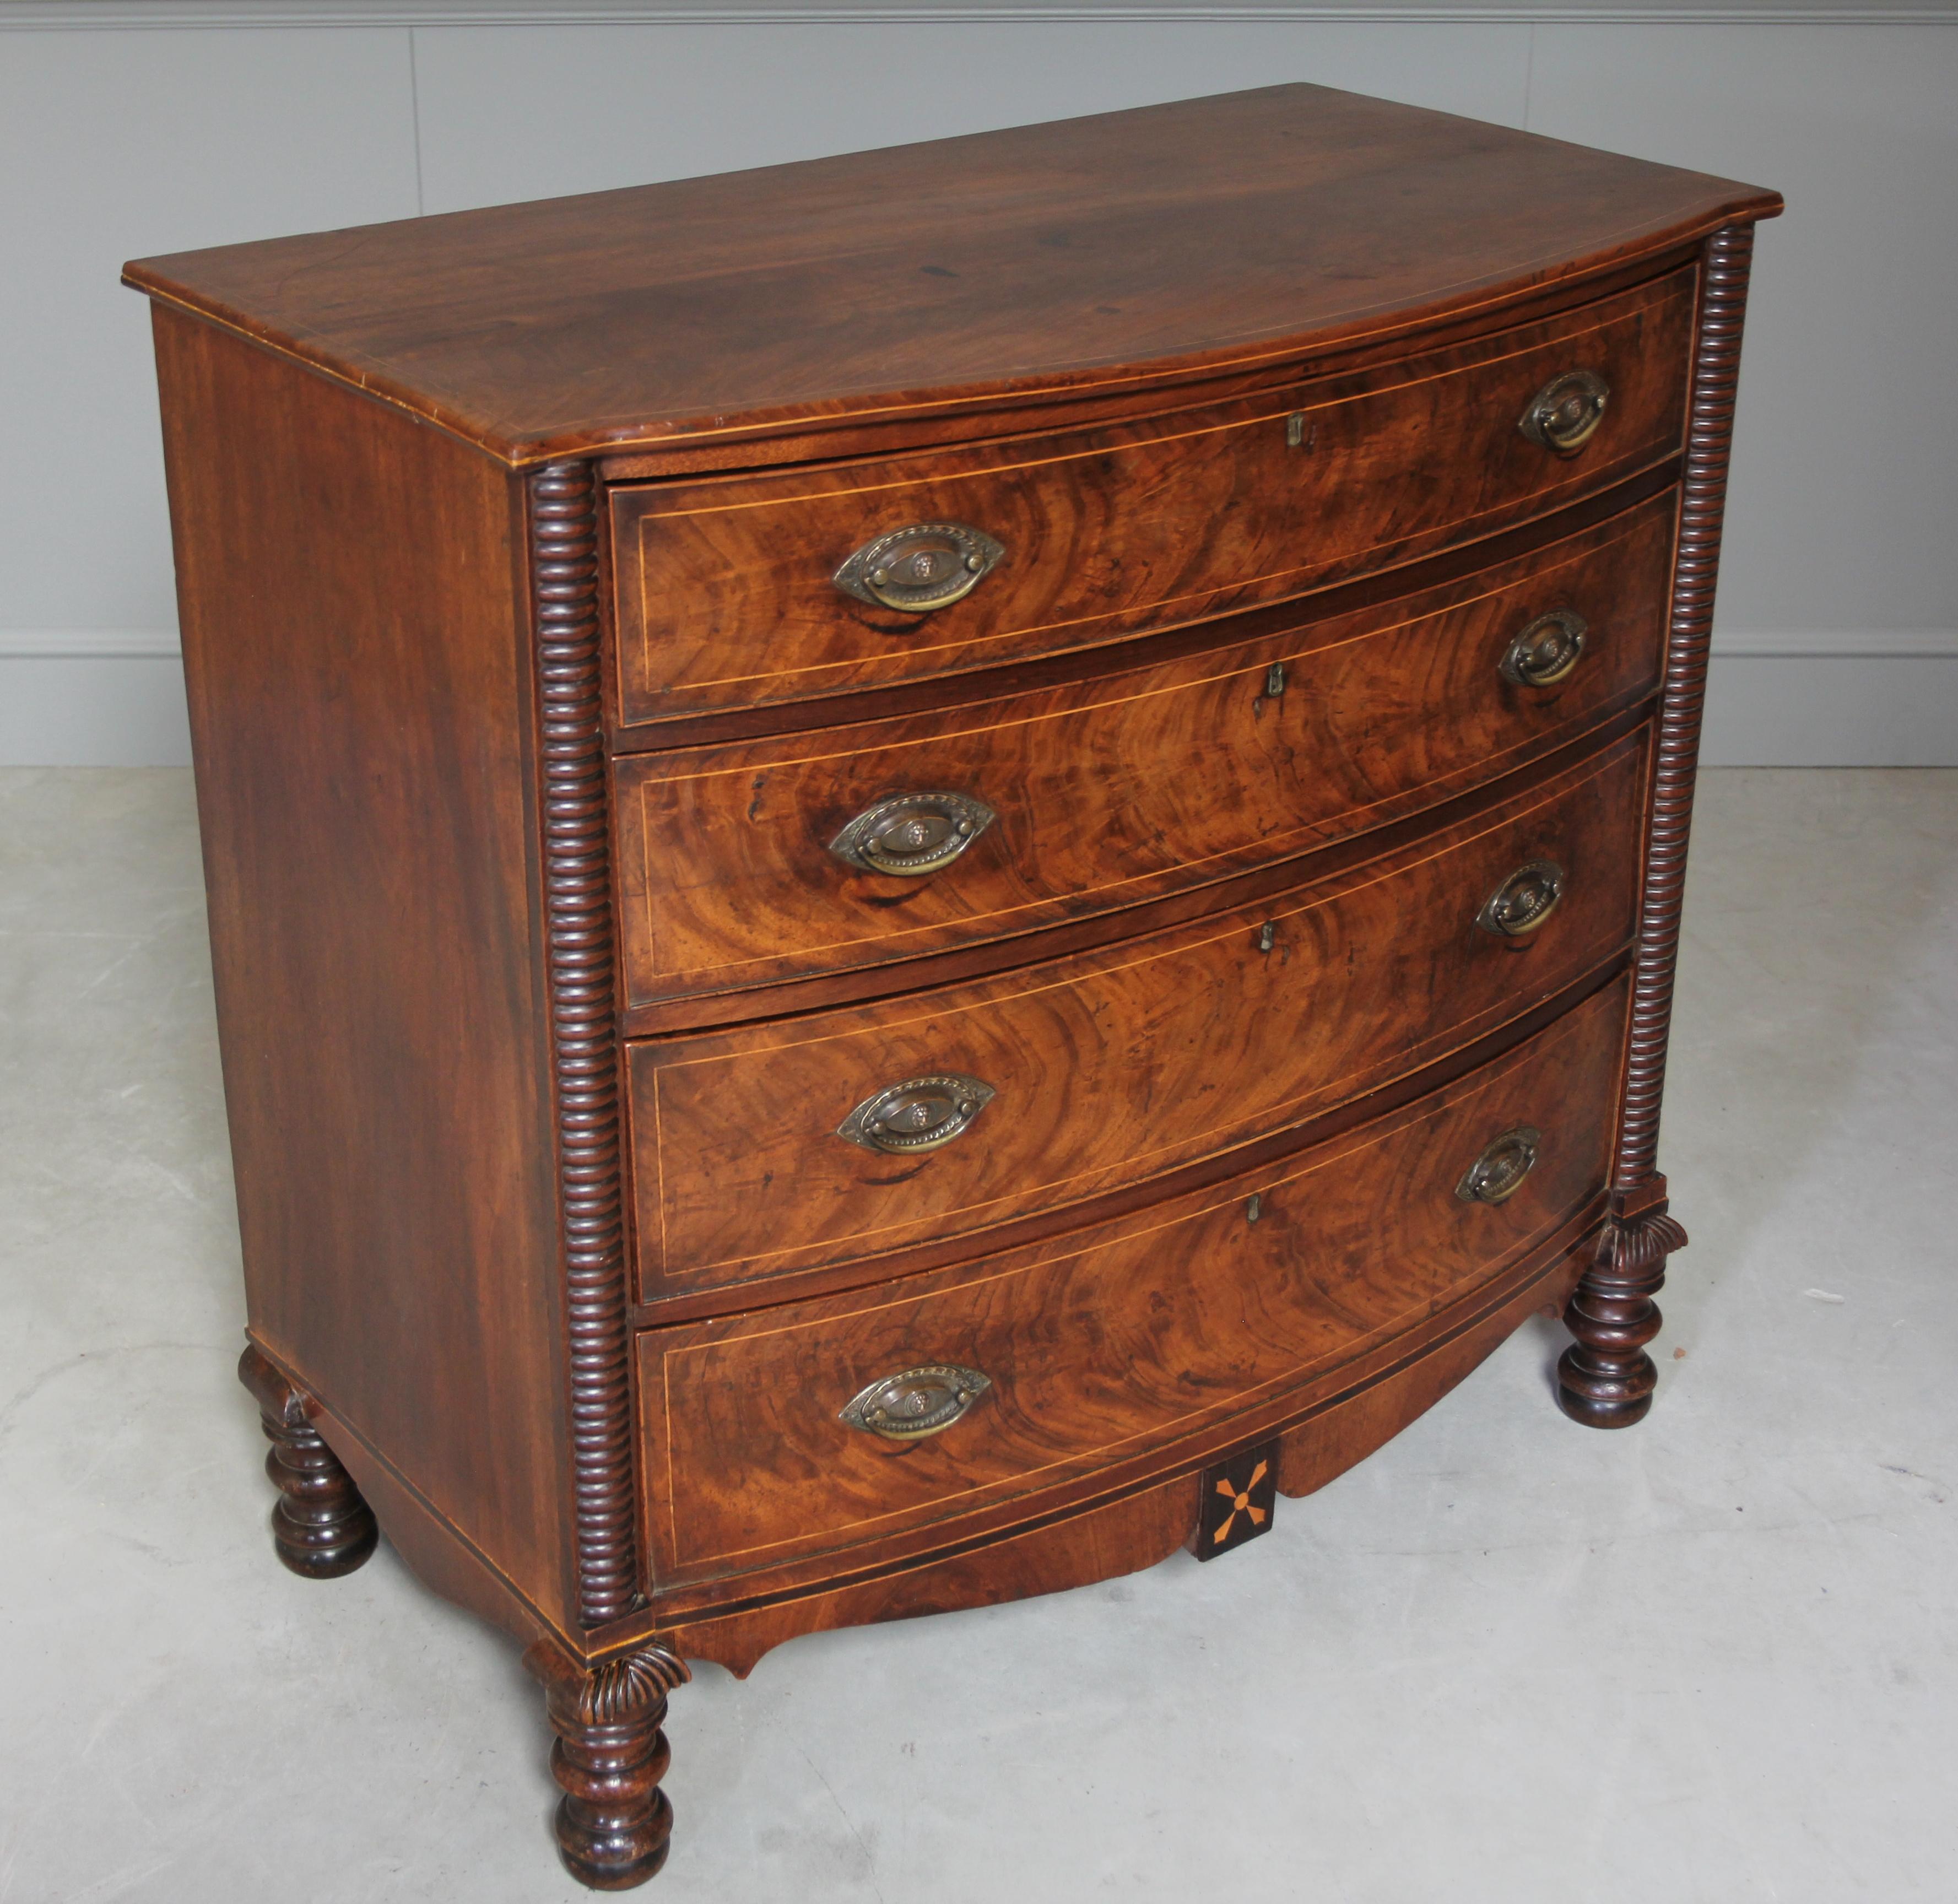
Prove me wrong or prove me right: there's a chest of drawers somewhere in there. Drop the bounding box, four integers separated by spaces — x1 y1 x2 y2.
125 84 1779 1887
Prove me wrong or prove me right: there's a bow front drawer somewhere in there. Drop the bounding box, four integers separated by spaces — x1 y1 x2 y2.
626 734 1646 1305
635 978 1627 1589
609 268 1692 728
614 491 1673 1013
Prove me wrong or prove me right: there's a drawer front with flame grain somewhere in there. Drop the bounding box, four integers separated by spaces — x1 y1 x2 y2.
609 269 1691 728
635 978 1628 1588
626 734 1646 1304
614 493 1673 1012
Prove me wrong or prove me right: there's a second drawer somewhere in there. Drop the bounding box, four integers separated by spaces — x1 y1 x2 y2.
626 732 1647 1302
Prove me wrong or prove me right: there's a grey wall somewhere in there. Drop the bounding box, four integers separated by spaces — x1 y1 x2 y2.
2 4 1955 765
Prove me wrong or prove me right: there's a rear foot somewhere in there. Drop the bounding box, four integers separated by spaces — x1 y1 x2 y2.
238 1343 377 1576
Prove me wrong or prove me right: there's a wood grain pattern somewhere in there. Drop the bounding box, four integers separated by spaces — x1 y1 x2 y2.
529 461 640 1627
1562 222 1760 1430
152 307 578 1633
297 1388 560 1648
628 735 1646 1301
609 270 1692 726
591 246 1705 490
1269 1250 1587 1499
649 1475 1206 1679
636 980 1627 1591
123 86 1777 466
615 491 1675 1010
646 1235 1584 1675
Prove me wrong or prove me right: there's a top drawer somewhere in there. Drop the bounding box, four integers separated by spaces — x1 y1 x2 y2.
610 267 1694 729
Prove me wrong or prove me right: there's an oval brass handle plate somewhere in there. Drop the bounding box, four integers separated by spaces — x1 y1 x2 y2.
837 1073 997 1154
840 1362 992 1441
830 790 997 877
1500 609 1589 689
1476 859 1566 938
833 522 1006 613
1519 369 1610 456
1455 1126 1542 1205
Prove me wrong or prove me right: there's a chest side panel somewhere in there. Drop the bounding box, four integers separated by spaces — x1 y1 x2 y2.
154 310 575 1632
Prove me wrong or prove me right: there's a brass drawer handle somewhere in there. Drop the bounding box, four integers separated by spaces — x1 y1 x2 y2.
840 1362 992 1441
1519 369 1610 456
1500 609 1588 688
1456 1126 1542 1205
837 1073 996 1154
834 522 1005 613
830 790 997 877
1476 859 1566 938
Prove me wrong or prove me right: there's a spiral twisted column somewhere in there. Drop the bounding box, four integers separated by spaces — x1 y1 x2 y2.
1560 223 1758 1429
529 461 637 1620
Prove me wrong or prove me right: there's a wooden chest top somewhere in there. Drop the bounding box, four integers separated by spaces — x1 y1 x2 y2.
121 84 1777 466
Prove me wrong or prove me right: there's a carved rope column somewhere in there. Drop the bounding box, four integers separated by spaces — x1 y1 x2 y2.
1559 222 1757 1428
528 461 639 1620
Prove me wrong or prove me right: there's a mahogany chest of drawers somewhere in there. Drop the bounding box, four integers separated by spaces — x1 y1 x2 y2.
125 84 1780 1887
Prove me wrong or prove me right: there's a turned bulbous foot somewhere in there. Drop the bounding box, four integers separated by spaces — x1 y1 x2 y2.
1556 1334 1661 1429
1557 1191 1688 1431
237 1343 378 1577
527 1640 691 1890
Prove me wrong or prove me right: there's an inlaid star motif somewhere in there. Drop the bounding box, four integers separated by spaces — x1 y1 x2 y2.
1211 1458 1270 1545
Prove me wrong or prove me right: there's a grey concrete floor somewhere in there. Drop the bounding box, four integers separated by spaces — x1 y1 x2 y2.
2 766 1954 1903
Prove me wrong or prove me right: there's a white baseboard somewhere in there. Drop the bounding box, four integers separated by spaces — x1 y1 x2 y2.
2 635 1953 769
0 653 193 767
1702 636 1958 766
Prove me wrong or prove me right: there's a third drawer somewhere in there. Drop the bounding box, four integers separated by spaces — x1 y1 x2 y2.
626 729 1647 1305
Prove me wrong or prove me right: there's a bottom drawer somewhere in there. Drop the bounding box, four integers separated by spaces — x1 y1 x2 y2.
637 976 1629 1592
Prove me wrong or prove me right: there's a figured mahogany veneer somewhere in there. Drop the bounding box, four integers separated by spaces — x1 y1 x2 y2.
615 492 1674 1011
125 84 1769 465
627 735 1645 1303
638 980 1627 1593
609 269 1690 726
127 81 1776 1891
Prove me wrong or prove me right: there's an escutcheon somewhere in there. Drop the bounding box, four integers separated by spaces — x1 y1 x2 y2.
1519 368 1610 456
837 1073 997 1154
840 1364 992 1441
829 790 997 877
834 522 1006 613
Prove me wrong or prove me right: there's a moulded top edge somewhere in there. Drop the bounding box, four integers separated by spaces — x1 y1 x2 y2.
121 84 1781 469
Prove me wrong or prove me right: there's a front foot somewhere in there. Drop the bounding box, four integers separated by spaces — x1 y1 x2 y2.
1557 1187 1687 1430
237 1344 378 1577
526 1639 691 1890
